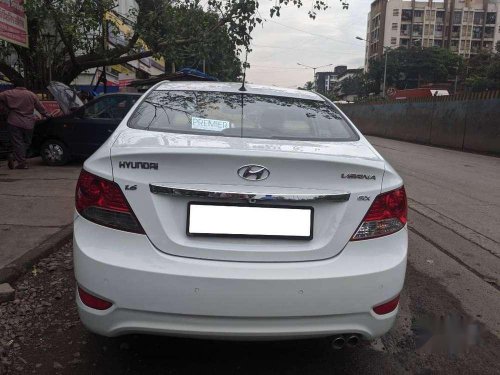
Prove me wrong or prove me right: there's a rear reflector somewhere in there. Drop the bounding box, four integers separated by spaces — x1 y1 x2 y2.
78 286 113 310
351 186 407 241
373 295 400 315
75 170 144 234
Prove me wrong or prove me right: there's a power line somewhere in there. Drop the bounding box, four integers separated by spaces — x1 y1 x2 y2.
262 18 356 46
251 43 361 55
248 64 319 70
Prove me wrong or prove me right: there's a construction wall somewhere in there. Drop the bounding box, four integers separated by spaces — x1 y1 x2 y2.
338 91 500 155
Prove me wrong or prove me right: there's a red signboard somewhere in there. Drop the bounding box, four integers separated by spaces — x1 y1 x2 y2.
40 101 63 117
0 0 28 47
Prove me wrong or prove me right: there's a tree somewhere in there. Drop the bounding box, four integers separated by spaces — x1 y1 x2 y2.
149 5 242 81
465 51 500 91
0 0 345 89
340 72 375 99
367 47 463 93
299 81 314 90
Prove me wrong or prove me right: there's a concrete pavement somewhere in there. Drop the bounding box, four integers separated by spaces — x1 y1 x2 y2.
0 157 80 280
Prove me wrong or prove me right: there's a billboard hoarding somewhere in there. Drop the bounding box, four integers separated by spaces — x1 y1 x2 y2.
0 0 28 48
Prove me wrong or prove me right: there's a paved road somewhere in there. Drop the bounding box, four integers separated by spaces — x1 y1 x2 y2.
367 136 500 338
1 138 499 374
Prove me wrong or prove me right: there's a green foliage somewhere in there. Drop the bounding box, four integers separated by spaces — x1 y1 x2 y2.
465 51 500 91
138 3 242 81
299 81 314 90
0 0 344 88
367 47 463 92
340 73 376 98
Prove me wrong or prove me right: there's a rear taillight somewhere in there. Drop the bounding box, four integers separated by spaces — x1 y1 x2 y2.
351 186 407 241
75 170 144 234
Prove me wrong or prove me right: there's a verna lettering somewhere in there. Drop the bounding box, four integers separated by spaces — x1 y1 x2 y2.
341 173 376 180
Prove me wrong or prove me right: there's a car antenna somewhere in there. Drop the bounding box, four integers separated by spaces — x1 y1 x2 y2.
239 50 249 92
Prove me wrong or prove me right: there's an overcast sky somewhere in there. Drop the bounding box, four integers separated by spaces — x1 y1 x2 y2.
246 0 372 88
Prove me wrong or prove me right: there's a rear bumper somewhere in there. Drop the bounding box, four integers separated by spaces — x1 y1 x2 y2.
74 216 407 339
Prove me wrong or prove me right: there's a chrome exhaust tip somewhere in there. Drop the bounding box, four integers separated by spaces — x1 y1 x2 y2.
346 335 360 347
331 336 346 350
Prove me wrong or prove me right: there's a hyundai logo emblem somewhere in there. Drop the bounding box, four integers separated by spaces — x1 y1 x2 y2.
237 165 270 181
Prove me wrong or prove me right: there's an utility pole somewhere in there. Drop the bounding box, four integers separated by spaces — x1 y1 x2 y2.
382 50 388 97
356 36 390 98
297 63 334 91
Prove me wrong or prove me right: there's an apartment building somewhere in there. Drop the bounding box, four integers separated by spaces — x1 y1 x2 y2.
364 0 500 69
315 65 364 98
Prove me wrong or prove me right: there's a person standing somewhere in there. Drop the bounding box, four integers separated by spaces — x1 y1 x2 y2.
0 78 50 169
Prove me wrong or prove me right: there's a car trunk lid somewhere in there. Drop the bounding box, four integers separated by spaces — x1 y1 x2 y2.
110 129 385 262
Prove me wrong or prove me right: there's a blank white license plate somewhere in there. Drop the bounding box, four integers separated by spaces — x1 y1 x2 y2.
187 203 313 240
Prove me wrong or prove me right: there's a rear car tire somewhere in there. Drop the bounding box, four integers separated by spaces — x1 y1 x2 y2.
40 139 71 166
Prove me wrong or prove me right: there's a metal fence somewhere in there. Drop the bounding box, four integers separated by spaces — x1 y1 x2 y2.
339 92 500 155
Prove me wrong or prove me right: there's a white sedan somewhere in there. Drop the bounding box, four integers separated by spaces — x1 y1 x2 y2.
74 82 407 348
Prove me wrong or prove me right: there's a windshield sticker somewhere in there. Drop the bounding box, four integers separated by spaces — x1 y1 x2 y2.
191 116 230 132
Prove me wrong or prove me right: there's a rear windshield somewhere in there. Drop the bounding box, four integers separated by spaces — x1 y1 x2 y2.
128 90 358 142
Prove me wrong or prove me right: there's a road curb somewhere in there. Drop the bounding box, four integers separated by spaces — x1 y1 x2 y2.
0 224 73 284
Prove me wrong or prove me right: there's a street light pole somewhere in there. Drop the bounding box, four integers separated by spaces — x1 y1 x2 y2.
382 51 388 98
297 63 334 91
356 36 390 98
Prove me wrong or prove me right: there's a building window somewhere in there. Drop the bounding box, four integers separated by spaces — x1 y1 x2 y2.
434 40 443 47
392 23 398 30
436 11 445 23
391 37 397 45
453 11 462 24
400 24 410 37
400 38 410 47
486 12 496 25
414 10 423 20
435 24 443 38
452 25 461 38
484 26 494 39
412 24 423 37
393 9 399 17
474 12 484 25
472 26 482 39
402 9 412 22
471 41 481 53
